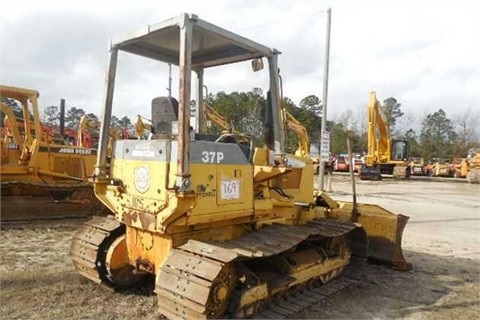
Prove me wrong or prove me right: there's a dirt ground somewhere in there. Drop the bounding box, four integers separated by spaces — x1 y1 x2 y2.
1 175 479 319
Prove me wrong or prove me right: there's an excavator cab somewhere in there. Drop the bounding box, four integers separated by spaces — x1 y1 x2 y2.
391 139 408 161
71 13 410 319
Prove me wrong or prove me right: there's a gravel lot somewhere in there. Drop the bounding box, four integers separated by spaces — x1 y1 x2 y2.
1 175 479 319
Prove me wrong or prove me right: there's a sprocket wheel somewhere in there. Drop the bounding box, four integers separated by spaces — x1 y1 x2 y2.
205 263 236 318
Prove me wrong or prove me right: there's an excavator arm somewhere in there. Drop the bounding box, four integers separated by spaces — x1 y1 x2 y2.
283 110 310 157
77 115 101 148
365 91 391 166
134 115 152 139
203 104 230 132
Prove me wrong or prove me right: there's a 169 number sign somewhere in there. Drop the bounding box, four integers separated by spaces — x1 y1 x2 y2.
221 179 240 199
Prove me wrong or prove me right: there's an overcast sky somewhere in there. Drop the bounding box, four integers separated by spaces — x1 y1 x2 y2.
1 0 479 131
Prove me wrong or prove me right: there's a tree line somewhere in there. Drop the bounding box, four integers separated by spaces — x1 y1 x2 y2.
204 89 479 161
3 90 478 161
43 105 133 131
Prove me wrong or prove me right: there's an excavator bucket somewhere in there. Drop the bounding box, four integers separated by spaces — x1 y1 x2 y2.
318 193 411 270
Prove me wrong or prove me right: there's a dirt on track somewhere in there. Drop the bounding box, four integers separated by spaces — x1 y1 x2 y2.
1 176 479 319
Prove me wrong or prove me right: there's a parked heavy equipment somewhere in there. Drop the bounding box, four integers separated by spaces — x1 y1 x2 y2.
452 157 468 178
1 104 56 145
283 110 309 157
0 85 108 222
352 155 362 172
429 158 454 177
77 114 124 154
359 92 410 180
70 14 410 319
333 156 350 172
134 114 153 139
282 109 325 175
409 157 426 176
203 103 231 133
424 158 435 176
76 114 100 148
466 148 480 183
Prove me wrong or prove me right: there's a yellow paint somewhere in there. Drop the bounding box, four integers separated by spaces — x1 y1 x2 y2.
125 223 246 273
100 139 409 275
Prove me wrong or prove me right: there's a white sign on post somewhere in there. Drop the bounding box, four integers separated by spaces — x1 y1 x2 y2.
320 130 330 162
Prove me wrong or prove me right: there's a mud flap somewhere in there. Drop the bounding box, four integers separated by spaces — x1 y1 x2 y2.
355 204 411 270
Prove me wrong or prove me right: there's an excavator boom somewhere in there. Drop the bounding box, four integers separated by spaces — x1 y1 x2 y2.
204 104 230 132
284 109 310 157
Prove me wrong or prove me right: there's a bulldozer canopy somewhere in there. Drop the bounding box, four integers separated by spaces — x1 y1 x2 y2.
111 13 279 68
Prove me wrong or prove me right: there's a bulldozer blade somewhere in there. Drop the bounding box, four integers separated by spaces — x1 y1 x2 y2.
354 203 412 270
322 195 411 271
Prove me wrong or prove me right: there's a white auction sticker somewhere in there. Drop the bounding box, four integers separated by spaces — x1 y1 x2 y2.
221 179 240 199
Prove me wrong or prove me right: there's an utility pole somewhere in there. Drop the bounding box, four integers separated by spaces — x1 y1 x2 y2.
319 8 332 191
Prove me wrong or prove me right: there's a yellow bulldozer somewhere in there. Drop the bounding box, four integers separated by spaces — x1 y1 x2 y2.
0 85 109 222
70 14 411 319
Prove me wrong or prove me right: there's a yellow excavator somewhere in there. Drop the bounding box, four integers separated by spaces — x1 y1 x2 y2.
203 103 231 133
202 101 315 172
202 99 316 173
359 92 410 180
77 114 122 154
282 109 325 175
70 14 411 319
76 114 101 148
283 110 310 158
134 114 152 139
0 85 109 222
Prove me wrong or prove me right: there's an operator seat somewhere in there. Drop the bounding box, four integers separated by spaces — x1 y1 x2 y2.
151 97 179 135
